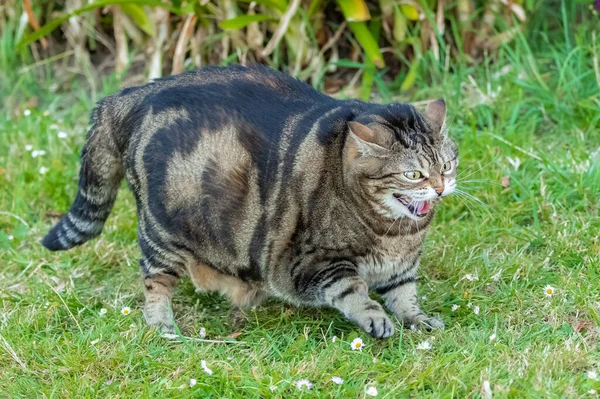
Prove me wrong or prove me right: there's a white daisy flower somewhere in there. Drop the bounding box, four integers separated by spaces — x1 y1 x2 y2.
24 109 31 116
481 380 492 399
189 378 197 388
7 235 14 241
416 341 432 350
350 337 364 351
473 305 480 315
57 131 68 139
99 308 107 315
365 386 378 396
489 333 496 342
587 370 598 380
451 304 460 312
25 145 33 151
491 270 502 281
331 376 344 385
31 150 46 158
121 306 131 315
39 167 48 174
199 327 206 338
544 285 555 297
295 379 313 390
201 360 213 375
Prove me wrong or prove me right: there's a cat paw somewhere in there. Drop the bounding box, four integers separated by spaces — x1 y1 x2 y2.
404 314 444 332
350 304 395 338
144 302 175 333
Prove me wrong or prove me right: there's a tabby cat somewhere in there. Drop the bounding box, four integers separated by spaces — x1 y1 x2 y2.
42 65 458 338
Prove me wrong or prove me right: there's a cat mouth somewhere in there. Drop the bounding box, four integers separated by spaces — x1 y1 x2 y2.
392 194 431 217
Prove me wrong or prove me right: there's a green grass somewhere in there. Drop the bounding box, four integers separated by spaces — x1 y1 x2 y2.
1 16 600 399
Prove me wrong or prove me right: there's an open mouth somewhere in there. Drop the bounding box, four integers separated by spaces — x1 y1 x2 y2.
393 193 431 217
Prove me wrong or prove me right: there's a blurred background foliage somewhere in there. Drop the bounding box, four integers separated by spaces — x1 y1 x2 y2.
0 0 596 104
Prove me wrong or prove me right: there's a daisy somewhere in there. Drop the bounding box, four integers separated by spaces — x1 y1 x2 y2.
365 386 378 396
25 145 33 151
473 305 480 315
544 285 555 297
451 304 460 312
24 109 31 116
491 270 502 281
121 307 131 315
57 131 68 139
416 341 432 350
201 360 213 375
39 167 48 174
189 378 197 388
489 333 496 342
587 370 598 380
295 379 313 390
31 150 46 158
199 327 206 338
481 380 492 399
331 376 344 385
350 337 364 351
99 308 107 315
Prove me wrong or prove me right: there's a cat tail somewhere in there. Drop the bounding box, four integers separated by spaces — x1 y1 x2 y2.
42 102 125 251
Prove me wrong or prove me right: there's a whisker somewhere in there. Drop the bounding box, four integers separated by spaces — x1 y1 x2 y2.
456 153 501 180
456 179 505 188
454 189 494 215
385 216 401 237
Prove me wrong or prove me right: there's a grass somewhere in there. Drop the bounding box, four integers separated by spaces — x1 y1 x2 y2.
1 13 600 399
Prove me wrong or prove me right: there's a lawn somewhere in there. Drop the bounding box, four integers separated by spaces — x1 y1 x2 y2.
1 15 600 399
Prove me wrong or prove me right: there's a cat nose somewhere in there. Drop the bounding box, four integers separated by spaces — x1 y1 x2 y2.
433 186 444 196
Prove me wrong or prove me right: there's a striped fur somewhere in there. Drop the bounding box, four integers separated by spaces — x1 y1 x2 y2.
42 65 458 337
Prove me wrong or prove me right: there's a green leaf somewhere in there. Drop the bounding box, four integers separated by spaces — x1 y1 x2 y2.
120 4 154 36
237 0 288 13
400 4 419 21
219 14 275 31
337 0 371 22
18 0 184 48
348 21 385 68
400 56 421 91
360 62 375 101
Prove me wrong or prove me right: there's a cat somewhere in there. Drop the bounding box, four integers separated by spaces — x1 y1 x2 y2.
42 64 458 338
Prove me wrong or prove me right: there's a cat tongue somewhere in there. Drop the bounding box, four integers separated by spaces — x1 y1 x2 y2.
417 201 431 214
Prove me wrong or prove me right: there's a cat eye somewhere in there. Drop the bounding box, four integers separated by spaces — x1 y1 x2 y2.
442 161 453 173
404 171 423 180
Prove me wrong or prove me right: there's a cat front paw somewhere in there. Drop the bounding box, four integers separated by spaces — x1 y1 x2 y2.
403 313 444 332
349 303 395 338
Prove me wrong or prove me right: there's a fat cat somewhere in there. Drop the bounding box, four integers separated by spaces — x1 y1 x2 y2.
42 64 458 338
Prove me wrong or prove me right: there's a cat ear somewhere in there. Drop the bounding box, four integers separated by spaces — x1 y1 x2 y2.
424 98 446 134
347 121 386 158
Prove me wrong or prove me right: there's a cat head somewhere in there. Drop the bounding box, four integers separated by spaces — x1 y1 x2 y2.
344 99 458 221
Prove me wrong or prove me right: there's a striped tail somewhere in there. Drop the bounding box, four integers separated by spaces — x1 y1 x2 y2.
42 105 125 251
